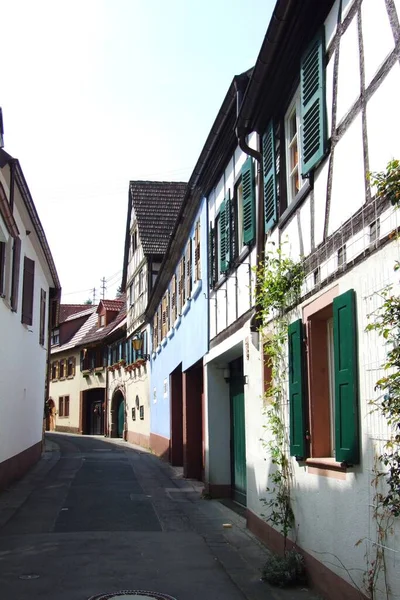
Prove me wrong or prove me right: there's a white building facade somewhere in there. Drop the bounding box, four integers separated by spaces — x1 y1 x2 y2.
204 1 400 598
0 148 60 489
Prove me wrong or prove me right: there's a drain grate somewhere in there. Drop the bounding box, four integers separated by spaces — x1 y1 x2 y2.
88 591 177 600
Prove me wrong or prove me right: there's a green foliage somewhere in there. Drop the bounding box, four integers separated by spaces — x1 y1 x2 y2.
362 258 400 599
84 298 93 305
255 242 304 552
255 242 304 320
261 549 306 588
366 278 400 518
369 159 400 206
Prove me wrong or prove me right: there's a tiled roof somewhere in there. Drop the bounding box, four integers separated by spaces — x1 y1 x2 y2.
59 304 94 323
98 299 125 312
130 181 186 255
51 311 99 355
80 305 127 346
64 306 96 322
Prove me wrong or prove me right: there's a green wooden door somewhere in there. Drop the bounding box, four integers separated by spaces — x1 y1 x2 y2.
117 400 125 438
230 358 247 506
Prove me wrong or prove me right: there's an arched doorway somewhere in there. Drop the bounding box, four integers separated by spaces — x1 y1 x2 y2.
110 389 125 438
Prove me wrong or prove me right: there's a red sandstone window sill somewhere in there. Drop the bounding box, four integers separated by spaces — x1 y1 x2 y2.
306 457 347 471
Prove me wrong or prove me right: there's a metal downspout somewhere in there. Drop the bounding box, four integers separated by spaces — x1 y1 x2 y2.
234 79 264 334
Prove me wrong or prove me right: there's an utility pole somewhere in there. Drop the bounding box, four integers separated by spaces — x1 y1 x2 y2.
100 277 106 300
92 287 96 304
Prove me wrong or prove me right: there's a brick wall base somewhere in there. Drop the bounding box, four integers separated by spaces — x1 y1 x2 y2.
150 432 170 462
127 430 150 449
0 441 42 490
55 426 80 434
246 509 367 600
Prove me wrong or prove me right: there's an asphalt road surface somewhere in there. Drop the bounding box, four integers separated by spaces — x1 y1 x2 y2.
0 433 317 600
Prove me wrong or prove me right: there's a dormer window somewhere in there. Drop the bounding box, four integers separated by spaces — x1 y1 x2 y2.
99 314 105 328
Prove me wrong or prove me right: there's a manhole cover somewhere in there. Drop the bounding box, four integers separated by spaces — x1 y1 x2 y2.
19 574 40 580
88 592 177 600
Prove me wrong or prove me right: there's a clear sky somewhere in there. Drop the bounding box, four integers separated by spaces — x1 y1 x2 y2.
0 0 275 303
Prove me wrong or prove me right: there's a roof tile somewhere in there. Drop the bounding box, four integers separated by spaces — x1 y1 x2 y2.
130 181 186 255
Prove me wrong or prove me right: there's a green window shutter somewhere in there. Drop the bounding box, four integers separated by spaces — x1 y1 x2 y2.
208 226 215 288
219 198 228 273
333 289 359 465
225 192 231 266
288 319 307 459
300 28 327 177
241 157 256 245
262 121 277 232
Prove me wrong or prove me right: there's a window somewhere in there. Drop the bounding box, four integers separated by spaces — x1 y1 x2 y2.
157 304 162 344
0 241 5 297
10 237 21 312
39 289 46 345
21 256 35 325
161 292 169 339
262 29 327 230
67 356 75 377
194 220 201 281
178 256 185 310
185 240 192 299
215 214 221 278
208 225 216 288
171 274 177 323
139 405 144 420
153 312 159 350
285 91 306 205
59 395 70 418
287 288 359 465
234 180 244 256
51 329 60 346
129 283 134 306
99 314 106 327
59 359 66 379
51 361 58 380
209 158 255 288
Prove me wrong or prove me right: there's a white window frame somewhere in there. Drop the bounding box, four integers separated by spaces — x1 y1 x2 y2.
285 88 306 205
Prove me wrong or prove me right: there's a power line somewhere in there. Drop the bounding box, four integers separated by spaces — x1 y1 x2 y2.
100 277 106 300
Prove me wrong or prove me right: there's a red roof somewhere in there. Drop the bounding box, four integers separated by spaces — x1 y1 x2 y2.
59 304 93 323
97 299 125 313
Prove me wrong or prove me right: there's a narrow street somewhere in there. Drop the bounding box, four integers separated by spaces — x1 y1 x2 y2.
0 434 316 600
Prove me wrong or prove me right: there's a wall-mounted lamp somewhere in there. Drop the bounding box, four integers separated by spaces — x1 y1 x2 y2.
223 368 230 383
132 335 150 360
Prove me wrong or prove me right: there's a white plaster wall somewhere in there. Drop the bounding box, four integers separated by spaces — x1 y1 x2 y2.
0 176 53 464
246 241 400 598
313 159 330 248
208 143 258 339
49 350 81 431
362 0 395 88
329 113 365 235
367 62 400 174
108 365 150 443
336 16 360 125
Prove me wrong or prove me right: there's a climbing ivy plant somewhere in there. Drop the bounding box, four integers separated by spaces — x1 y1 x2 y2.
358 160 400 599
255 242 304 555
